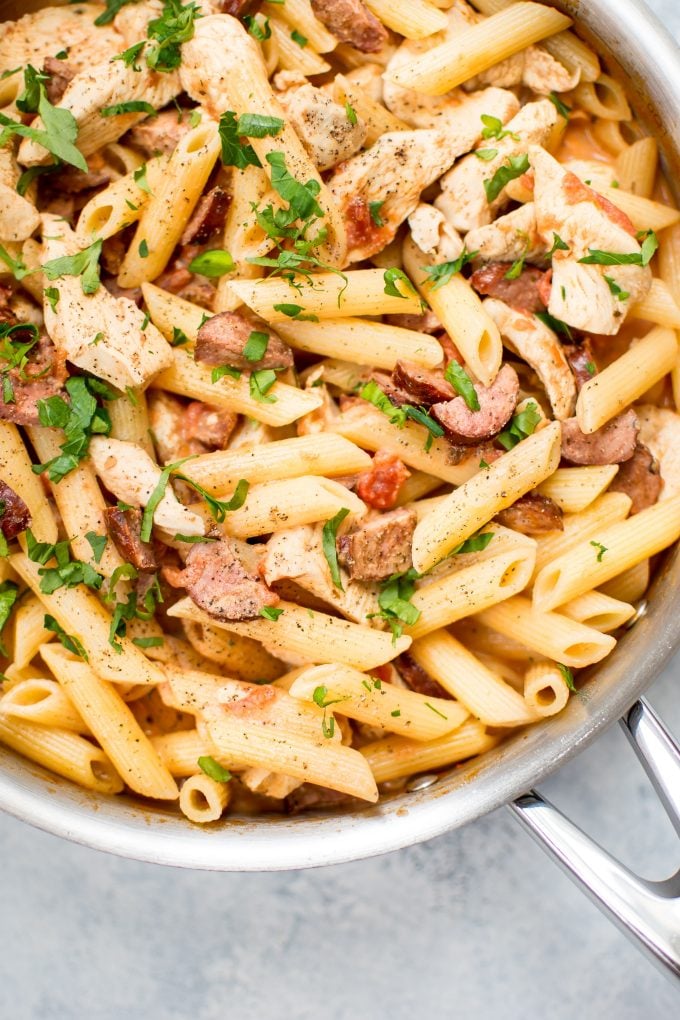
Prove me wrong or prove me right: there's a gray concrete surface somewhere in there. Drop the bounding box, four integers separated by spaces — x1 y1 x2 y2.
2 1 680 1017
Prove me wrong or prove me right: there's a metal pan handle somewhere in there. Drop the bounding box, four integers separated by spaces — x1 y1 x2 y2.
509 698 680 982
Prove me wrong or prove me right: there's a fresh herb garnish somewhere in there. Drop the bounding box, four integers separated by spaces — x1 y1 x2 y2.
322 507 350 589
0 582 18 656
425 702 447 720
34 376 113 482
133 163 151 195
243 14 271 40
236 113 284 138
187 249 234 277
141 460 248 541
42 238 103 295
259 606 284 621
132 636 164 648
549 92 572 119
451 532 494 555
44 287 60 311
170 326 189 346
359 380 443 445
547 232 569 257
145 0 201 73
345 102 357 125
475 148 498 161
383 267 417 300
312 684 345 739
43 614 88 660
496 401 541 450
480 114 520 142
483 154 530 203
369 569 421 642
368 200 384 227
0 66 87 171
242 330 269 362
25 528 104 595
535 310 573 340
579 230 658 267
590 540 607 562
138 239 149 258
291 29 308 47
94 0 138 26
249 368 278 404
211 364 241 383
557 662 577 692
113 40 147 70
444 361 479 411
101 101 156 117
0 245 32 281
421 247 476 289
197 755 232 782
85 532 108 564
604 275 630 301
272 303 318 321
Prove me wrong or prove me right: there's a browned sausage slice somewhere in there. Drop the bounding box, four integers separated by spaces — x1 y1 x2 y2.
608 443 662 513
495 493 563 534
392 360 455 406
470 263 549 314
180 187 229 245
311 0 388 52
561 410 638 465
0 333 67 426
0 479 31 540
563 340 598 391
337 506 416 581
431 364 520 445
397 653 453 701
195 312 294 371
105 507 157 572
171 539 280 621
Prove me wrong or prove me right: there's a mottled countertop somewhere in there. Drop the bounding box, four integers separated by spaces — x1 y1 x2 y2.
2 1 680 1017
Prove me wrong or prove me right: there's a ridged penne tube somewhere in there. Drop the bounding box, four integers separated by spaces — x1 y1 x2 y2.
181 621 283 682
16 238 44 302
572 76 632 121
658 221 680 303
592 118 634 156
103 142 145 176
150 730 209 777
289 664 469 740
0 679 88 733
10 553 166 688
576 328 677 434
596 186 679 233
18 61 181 165
222 477 365 538
0 421 57 544
117 121 221 287
105 389 154 457
179 773 230 823
27 426 127 579
560 591 635 633
360 720 500 784
167 597 411 670
268 15 331 74
542 31 600 82
383 2 571 95
215 165 270 313
274 317 444 369
0 715 123 794
412 422 561 573
8 595 53 670
631 279 680 328
75 155 167 243
333 74 409 147
229 269 422 321
532 496 680 612
263 0 337 51
41 644 178 800
364 0 448 39
330 404 480 486
533 492 631 576
537 465 619 513
523 662 570 718
199 682 379 801
181 433 370 495
410 631 538 726
179 14 345 266
403 236 501 387
394 471 444 506
153 349 323 427
0 146 40 242
406 546 536 639
476 597 616 668
599 558 650 604
141 282 209 342
615 137 658 198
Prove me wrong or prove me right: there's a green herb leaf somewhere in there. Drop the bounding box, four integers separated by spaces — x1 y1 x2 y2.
44 286 60 311
237 113 284 138
474 147 498 161
0 581 18 656
133 163 151 194
170 326 189 346
579 230 658 267
383 267 416 299
557 662 577 692
94 0 139 26
132 636 164 648
425 702 447 720
85 532 108 564
113 40 147 70
345 102 357 125
444 361 480 411
145 0 201 73
43 614 88 660
272 303 318 321
138 239 149 258
0 244 32 281
211 364 241 383
218 110 261 169
590 540 607 562
197 755 232 782
451 532 494 555
604 275 630 301
483 153 530 204
242 330 269 362
188 249 234 277
34 376 113 482
322 507 350 590
535 310 573 340
101 100 156 117
259 605 284 621
421 247 477 289
371 569 421 642
249 368 278 403
291 29 308 47
243 13 271 40
480 113 520 142
496 401 541 450
549 92 572 119
173 475 249 524
266 151 323 224
547 232 569 257
368 200 385 227
42 238 103 295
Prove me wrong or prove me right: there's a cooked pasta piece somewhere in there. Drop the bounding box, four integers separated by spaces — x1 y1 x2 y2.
0 678 88 733
360 721 500 784
179 773 230 823
275 317 444 369
523 662 570 717
0 422 57 544
560 591 635 633
537 465 619 514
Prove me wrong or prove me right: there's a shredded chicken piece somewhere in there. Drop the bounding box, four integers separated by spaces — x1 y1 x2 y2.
529 145 652 334
89 437 206 537
41 216 172 391
0 4 123 76
482 297 576 420
407 203 464 263
465 203 545 264
278 82 367 171
464 45 579 95
436 100 558 233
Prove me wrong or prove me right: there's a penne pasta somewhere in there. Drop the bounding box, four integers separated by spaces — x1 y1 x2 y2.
179 773 230 823
267 14 331 75
0 678 88 733
363 0 448 40
631 279 680 329
599 559 650 604
222 476 366 538
533 492 632 577
537 465 619 514
75 155 167 243
262 0 338 52
0 421 57 544
560 591 635 633
523 661 570 717
360 720 500 784
615 137 658 198
150 730 210 778
274 317 444 369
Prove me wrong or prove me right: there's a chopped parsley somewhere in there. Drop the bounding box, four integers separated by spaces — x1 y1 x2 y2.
145 0 201 73
590 540 607 562
421 248 477 289
236 113 284 138
370 569 421 642
85 532 108 564
480 114 520 142
444 361 480 411
474 147 498 161
140 460 249 541
101 101 157 117
34 376 114 482
259 606 284 621
188 249 234 277
312 685 345 739
383 267 417 300
242 331 269 362
211 364 242 383
0 245 32 282
0 65 87 172
359 380 444 447
0 582 18 656
496 401 541 450
557 662 577 693
368 200 385 227
42 238 103 296
44 614 88 660
322 507 350 589
243 14 271 40
546 232 569 257
249 369 278 404
170 326 189 346
483 153 530 204
451 532 494 555
94 0 138 26
425 702 447 720
25 528 104 595
44 287 60 312
197 755 232 782
549 92 572 119
535 310 573 340
138 239 149 258
133 164 151 195
291 29 308 48
272 303 318 321
345 102 357 125
113 40 147 70
579 230 658 267
604 275 630 301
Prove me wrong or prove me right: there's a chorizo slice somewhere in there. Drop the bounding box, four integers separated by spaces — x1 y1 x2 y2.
431 364 519 445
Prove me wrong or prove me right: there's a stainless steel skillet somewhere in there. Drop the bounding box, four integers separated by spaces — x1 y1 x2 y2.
0 0 679 982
